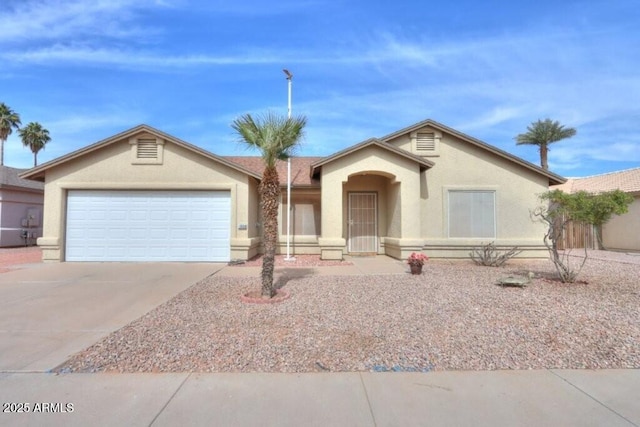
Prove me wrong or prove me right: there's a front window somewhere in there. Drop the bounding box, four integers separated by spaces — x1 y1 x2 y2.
448 190 495 238
281 193 321 236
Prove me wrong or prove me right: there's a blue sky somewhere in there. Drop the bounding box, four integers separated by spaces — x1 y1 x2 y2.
2 0 639 178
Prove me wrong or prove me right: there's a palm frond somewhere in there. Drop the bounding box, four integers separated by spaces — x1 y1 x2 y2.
515 118 576 146
232 111 307 168
0 103 22 141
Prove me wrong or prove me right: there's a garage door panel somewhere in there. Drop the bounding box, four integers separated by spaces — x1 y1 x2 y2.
66 190 230 262
108 210 128 220
108 227 128 239
129 211 147 221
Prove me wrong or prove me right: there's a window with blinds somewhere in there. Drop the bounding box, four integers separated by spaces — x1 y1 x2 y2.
281 194 321 236
448 190 496 238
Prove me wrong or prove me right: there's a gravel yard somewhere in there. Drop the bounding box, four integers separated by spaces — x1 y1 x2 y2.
56 256 640 373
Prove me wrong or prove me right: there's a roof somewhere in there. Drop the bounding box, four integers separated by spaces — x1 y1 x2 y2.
18 119 567 189
19 124 262 182
310 137 435 178
224 156 323 187
382 119 566 186
552 167 640 195
0 166 44 191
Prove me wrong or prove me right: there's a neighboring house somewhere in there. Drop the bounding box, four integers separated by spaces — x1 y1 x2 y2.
20 119 565 262
553 168 640 251
0 166 44 247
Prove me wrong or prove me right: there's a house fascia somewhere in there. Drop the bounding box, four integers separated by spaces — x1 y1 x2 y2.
310 137 434 180
382 119 566 186
19 124 262 182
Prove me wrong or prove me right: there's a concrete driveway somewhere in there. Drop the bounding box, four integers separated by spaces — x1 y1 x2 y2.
0 262 224 372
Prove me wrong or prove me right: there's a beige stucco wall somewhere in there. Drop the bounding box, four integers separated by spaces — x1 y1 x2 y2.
603 195 640 251
387 181 402 239
318 144 424 259
38 132 256 261
387 125 550 258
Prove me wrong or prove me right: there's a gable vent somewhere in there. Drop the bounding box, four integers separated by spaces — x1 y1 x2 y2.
416 133 435 151
136 139 158 159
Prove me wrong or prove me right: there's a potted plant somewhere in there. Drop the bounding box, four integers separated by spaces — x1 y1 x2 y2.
407 252 429 275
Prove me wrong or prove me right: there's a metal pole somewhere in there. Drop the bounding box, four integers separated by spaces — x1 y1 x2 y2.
284 69 295 261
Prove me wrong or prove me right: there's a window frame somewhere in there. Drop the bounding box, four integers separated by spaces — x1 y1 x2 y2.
446 189 497 239
281 191 322 237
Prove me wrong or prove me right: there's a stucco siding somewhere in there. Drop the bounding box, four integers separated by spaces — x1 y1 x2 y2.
387 128 549 258
387 181 401 238
319 145 424 258
38 135 253 261
422 132 548 246
603 196 640 251
247 178 260 239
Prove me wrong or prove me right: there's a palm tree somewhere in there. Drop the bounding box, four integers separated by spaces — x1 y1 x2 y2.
232 112 306 298
19 122 51 167
0 103 22 166
515 119 576 170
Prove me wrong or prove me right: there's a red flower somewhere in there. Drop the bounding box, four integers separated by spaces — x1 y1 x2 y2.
407 252 429 266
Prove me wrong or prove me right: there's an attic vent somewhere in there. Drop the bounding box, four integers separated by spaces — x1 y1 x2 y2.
416 133 435 151
130 136 164 164
137 139 158 159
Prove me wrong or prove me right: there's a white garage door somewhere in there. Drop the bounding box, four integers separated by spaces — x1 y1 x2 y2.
66 190 230 262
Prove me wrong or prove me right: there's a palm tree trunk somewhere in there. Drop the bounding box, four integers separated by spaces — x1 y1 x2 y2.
34 152 37 167
259 166 281 298
540 144 548 170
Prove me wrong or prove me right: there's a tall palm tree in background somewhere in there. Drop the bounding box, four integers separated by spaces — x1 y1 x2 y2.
232 112 307 298
19 122 51 167
515 118 577 170
0 103 22 166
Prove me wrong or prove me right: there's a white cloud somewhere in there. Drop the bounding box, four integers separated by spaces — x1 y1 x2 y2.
46 113 143 135
3 45 285 68
3 2 639 176
195 0 324 16
0 0 170 43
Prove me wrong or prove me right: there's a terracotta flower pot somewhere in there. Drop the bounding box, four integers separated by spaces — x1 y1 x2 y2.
409 264 423 275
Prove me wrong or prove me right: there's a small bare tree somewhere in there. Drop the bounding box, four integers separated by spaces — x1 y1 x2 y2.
532 204 587 282
532 189 633 283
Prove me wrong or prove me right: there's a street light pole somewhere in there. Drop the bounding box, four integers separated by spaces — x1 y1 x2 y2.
283 69 295 261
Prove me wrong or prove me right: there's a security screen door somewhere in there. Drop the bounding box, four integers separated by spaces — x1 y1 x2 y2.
348 193 377 253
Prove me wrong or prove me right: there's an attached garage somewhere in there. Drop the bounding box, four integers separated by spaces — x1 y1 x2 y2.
65 190 231 262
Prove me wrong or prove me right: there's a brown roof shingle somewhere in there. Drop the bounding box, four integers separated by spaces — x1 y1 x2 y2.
552 167 640 194
223 156 323 187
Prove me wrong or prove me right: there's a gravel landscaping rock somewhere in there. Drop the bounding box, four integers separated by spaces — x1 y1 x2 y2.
231 254 353 267
55 257 640 373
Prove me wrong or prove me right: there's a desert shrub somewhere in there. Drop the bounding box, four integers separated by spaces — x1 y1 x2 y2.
469 242 522 267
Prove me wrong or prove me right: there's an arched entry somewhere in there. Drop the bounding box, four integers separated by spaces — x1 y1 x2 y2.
343 171 395 255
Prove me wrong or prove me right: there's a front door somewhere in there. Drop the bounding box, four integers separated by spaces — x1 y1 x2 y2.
348 192 377 253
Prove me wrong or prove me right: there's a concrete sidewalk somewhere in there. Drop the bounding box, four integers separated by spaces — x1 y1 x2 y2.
1 369 638 426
